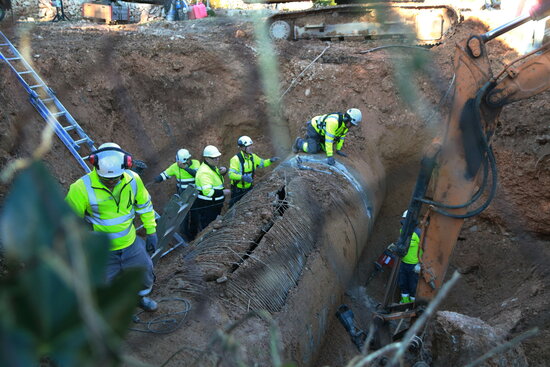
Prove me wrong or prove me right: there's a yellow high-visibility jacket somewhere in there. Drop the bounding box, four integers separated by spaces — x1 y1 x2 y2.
159 159 201 191
195 162 225 201
228 152 271 189
65 169 156 251
402 228 422 265
311 113 349 157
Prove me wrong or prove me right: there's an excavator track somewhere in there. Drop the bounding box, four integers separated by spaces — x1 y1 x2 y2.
268 3 461 45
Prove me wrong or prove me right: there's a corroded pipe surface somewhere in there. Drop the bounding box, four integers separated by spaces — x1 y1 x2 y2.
177 151 385 366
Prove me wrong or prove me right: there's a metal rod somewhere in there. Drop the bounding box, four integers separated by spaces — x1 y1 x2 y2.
481 14 531 43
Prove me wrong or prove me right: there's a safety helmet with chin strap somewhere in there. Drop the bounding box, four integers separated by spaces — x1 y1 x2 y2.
237 136 253 147
176 149 191 163
346 108 362 126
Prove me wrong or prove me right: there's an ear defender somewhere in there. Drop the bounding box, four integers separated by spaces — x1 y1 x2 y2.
88 147 133 169
123 154 133 169
88 153 99 168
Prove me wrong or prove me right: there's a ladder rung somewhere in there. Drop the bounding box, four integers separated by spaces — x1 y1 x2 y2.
64 125 76 131
18 71 33 75
30 84 44 89
6 57 22 61
41 98 54 103
0 43 9 46
52 111 66 117
74 138 90 146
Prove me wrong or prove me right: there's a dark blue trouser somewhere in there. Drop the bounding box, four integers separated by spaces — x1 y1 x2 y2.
106 235 155 296
398 262 419 297
195 198 224 232
179 200 200 241
303 121 323 154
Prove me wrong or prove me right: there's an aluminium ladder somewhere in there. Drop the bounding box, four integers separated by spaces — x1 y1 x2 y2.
0 31 187 256
0 31 96 172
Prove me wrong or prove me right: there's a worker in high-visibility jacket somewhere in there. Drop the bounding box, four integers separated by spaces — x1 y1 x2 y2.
153 148 200 195
65 143 159 312
152 148 200 240
194 145 230 231
398 210 423 304
228 136 280 207
293 108 362 165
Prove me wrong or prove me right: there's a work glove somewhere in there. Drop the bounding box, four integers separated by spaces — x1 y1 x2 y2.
270 156 280 163
336 150 348 157
153 175 163 183
326 156 335 166
219 166 228 175
242 173 253 183
414 263 421 274
145 233 158 255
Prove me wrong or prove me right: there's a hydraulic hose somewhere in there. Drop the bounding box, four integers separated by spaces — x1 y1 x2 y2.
427 81 499 219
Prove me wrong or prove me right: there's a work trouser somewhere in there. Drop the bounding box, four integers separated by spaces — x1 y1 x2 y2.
179 199 200 241
229 185 252 207
303 121 323 154
398 262 419 297
195 197 224 232
106 235 155 296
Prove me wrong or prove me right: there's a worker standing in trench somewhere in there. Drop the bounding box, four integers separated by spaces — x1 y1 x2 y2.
65 143 159 312
397 210 422 304
292 108 362 165
228 135 280 207
194 145 230 231
151 148 201 241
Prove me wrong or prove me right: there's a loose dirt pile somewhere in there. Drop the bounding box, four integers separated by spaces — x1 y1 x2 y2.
1 11 549 367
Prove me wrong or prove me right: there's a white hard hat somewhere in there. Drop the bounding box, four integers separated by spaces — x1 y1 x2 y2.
346 108 362 126
402 210 408 218
176 149 191 163
203 145 222 158
94 142 127 178
237 135 253 147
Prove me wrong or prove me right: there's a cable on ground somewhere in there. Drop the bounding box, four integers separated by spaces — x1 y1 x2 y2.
129 297 192 334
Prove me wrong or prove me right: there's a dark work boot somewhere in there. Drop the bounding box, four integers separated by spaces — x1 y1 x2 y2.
293 137 304 153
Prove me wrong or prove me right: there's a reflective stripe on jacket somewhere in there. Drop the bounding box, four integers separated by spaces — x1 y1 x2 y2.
160 159 200 191
65 169 156 251
195 162 225 201
228 152 271 189
402 228 422 264
311 113 348 157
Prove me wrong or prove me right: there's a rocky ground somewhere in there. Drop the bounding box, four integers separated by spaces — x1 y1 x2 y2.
1 6 549 367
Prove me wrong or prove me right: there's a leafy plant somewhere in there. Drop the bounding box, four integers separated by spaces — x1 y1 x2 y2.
0 161 144 367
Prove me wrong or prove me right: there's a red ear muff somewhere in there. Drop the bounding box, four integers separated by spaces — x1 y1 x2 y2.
124 155 133 169
89 146 133 170
88 154 99 168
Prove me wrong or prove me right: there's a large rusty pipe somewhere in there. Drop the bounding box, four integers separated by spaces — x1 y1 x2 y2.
181 151 385 366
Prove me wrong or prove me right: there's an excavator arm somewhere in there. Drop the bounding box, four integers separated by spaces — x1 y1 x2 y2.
373 0 550 349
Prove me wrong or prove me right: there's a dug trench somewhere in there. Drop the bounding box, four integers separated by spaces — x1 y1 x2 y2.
0 15 549 367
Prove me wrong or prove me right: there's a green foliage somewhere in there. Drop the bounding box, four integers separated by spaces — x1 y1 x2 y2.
0 161 144 367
